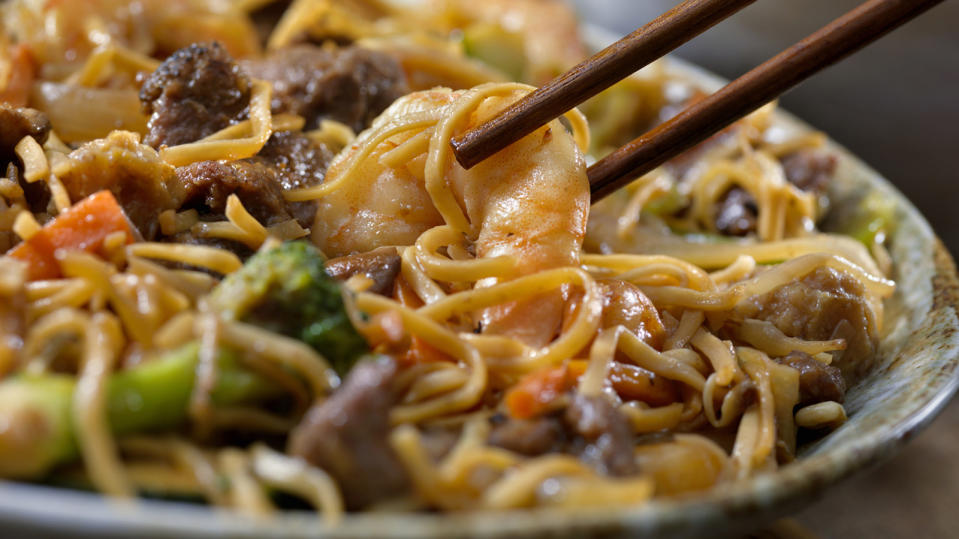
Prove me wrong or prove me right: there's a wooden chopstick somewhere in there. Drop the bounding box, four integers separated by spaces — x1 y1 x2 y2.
449 0 757 169
451 0 945 202
589 0 945 200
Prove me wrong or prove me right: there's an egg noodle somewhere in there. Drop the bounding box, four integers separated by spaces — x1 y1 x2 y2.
0 0 895 526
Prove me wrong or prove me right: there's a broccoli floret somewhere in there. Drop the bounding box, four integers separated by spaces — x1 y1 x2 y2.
208 241 368 374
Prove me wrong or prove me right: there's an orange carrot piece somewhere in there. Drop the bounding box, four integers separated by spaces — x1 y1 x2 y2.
506 364 576 419
8 191 135 280
506 359 679 419
0 44 35 107
402 335 453 365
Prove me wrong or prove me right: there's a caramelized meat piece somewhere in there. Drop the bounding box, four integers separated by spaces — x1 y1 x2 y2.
289 357 409 509
715 187 758 237
55 131 177 238
0 106 51 215
324 247 401 296
0 105 50 165
243 45 408 132
781 148 837 193
253 130 333 226
564 394 639 476
737 266 878 382
173 130 333 228
778 351 846 405
489 394 638 477
488 414 565 457
173 159 290 226
711 148 838 236
140 42 250 148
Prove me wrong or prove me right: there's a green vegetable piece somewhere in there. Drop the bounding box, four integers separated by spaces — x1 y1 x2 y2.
462 23 528 81
644 184 686 217
838 189 896 246
208 241 368 375
0 342 278 480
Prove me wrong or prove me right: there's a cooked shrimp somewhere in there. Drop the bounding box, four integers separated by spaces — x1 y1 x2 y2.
310 89 454 257
308 85 590 347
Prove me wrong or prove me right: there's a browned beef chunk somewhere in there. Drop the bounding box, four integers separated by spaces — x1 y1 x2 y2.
173 159 291 226
737 266 878 383
0 105 50 165
172 130 333 228
288 357 409 509
715 187 758 237
0 106 52 214
488 394 638 477
781 148 837 193
488 414 566 457
778 351 846 405
253 130 333 226
242 45 408 132
324 247 401 296
55 131 178 239
564 394 639 476
712 149 837 237
140 42 250 148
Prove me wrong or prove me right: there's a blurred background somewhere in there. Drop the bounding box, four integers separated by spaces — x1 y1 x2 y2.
570 1 959 537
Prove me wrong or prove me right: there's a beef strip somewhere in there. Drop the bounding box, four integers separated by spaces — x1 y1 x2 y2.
714 187 759 237
253 130 333 226
781 148 837 193
714 148 838 236
488 394 639 477
0 106 53 214
324 247 401 296
778 351 846 405
487 414 566 457
171 130 333 231
563 394 640 476
55 131 178 239
242 44 408 132
139 42 250 148
0 105 50 165
736 266 878 383
288 357 409 509
173 159 291 226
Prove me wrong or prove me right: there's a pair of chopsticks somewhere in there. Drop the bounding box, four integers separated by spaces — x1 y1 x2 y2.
450 0 944 201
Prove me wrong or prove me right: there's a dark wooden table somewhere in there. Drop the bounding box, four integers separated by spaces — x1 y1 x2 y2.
572 1 959 536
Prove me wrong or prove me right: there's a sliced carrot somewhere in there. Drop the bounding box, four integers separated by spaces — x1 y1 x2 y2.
402 335 453 366
505 359 680 419
8 191 136 280
0 44 35 107
506 364 576 419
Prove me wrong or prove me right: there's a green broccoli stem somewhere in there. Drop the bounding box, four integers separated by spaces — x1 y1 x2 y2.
0 342 279 480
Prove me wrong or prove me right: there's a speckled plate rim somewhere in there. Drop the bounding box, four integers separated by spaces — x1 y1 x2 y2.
0 25 957 539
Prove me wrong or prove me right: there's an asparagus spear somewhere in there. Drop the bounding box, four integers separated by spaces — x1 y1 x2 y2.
0 342 278 480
